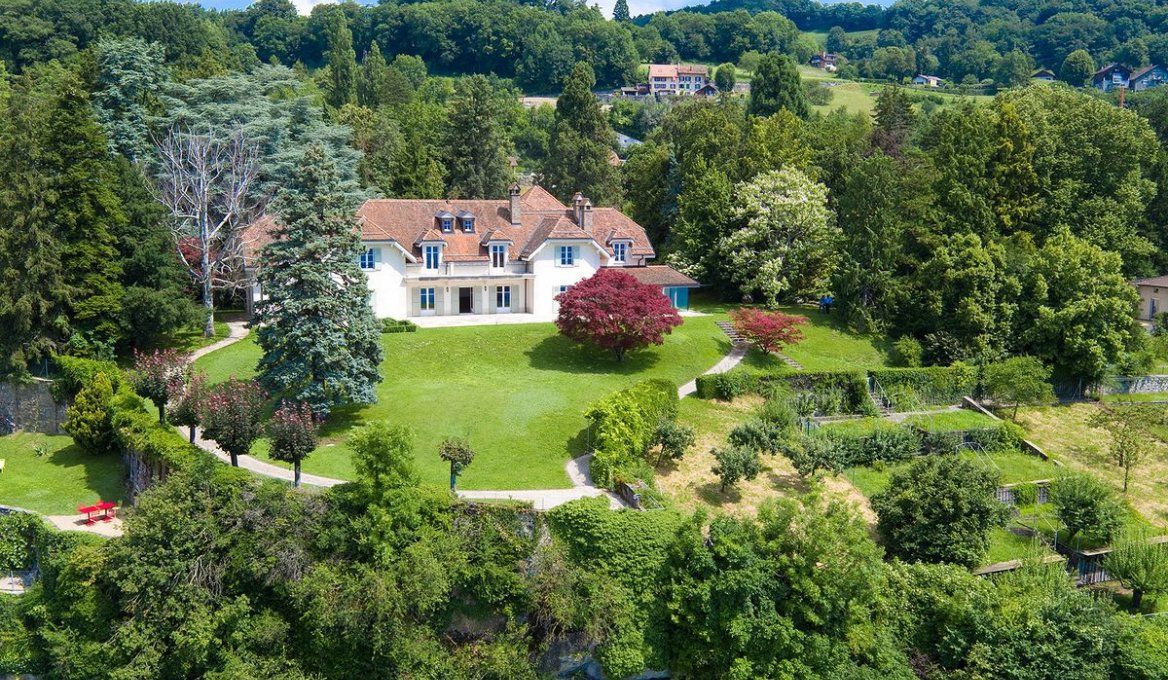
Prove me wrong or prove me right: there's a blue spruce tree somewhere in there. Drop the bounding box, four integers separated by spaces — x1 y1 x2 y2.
256 145 382 415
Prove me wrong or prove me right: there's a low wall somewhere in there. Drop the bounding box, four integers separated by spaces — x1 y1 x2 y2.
1107 375 1168 395
0 380 66 435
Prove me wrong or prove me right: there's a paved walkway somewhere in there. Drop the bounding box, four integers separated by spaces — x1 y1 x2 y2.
678 345 749 398
189 320 250 362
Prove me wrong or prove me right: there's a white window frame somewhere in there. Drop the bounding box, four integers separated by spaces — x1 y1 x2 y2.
496 285 511 312
359 248 376 271
612 241 628 264
419 287 436 315
490 243 507 269
424 244 441 270
557 245 576 267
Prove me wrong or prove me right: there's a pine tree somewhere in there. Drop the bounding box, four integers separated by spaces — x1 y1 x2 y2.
255 145 383 416
871 85 914 157
748 53 807 119
543 62 622 205
444 75 513 198
613 0 631 22
988 100 1039 235
324 11 357 109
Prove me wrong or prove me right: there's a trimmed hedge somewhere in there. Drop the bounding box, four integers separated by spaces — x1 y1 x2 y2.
381 318 419 334
868 365 978 409
111 390 209 472
696 368 877 416
586 378 678 488
51 355 123 401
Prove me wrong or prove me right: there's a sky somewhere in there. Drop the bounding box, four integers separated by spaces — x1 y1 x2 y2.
197 0 700 19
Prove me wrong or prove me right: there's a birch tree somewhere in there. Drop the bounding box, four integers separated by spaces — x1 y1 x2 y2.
153 127 260 336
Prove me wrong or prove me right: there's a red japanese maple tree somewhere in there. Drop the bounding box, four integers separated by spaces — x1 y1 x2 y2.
555 269 683 361
729 308 808 354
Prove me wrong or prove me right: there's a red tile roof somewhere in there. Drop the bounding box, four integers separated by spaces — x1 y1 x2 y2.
1133 275 1168 287
245 186 656 265
623 265 700 287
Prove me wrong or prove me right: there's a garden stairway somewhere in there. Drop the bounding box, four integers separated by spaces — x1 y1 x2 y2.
715 321 804 370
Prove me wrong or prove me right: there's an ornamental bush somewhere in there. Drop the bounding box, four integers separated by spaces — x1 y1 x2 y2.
63 372 118 455
587 379 678 487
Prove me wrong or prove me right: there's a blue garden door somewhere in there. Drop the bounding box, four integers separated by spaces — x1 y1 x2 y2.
665 287 689 309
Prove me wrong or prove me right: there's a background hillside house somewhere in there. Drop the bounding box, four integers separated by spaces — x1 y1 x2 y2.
1133 275 1168 322
810 52 840 72
647 64 709 95
244 186 698 322
1093 64 1168 92
913 74 942 87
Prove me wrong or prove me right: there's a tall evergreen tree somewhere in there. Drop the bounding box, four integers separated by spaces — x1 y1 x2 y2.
43 69 126 356
324 10 357 109
255 145 382 416
871 85 914 157
443 75 512 198
92 37 168 162
543 62 622 205
613 0 631 22
748 53 807 119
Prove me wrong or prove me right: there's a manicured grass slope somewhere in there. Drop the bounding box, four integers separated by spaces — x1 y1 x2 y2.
775 305 889 371
197 316 784 489
0 433 125 514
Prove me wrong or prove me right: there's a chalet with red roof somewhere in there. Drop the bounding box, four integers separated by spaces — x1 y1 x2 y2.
244 185 697 321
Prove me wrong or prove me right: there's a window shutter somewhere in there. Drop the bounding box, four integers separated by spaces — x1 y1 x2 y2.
373 247 382 268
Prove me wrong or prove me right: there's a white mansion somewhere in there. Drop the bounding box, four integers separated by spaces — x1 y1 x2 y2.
244 185 698 322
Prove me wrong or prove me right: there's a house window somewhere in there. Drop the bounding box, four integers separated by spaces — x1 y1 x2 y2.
491 243 506 268
612 242 628 264
359 248 376 270
462 217 475 232
440 218 453 232
496 285 511 310
424 244 441 270
419 287 435 312
557 285 571 295
557 245 575 266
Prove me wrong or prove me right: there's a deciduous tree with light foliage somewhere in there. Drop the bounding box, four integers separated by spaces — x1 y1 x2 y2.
721 168 838 307
555 268 682 361
984 356 1054 419
1089 404 1164 494
1105 527 1168 611
729 308 807 354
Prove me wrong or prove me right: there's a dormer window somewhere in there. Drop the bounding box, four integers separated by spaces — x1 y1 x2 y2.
462 217 475 232
440 218 453 232
491 243 507 268
612 242 628 264
424 244 441 270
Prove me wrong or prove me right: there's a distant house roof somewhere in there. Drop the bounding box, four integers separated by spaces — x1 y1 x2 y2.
648 63 708 79
1093 63 1131 81
623 265 700 288
1032 68 1056 80
695 83 719 97
913 74 942 85
1133 275 1168 288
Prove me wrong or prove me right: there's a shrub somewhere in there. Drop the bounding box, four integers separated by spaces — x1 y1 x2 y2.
873 456 1009 567
63 372 118 455
130 348 189 424
587 379 678 487
728 307 807 353
1011 482 1038 507
381 318 418 333
758 396 797 429
728 418 786 455
868 366 977 408
783 435 842 477
711 445 761 492
890 337 923 367
1048 472 1125 546
775 370 873 416
0 512 47 571
439 436 476 489
654 420 695 465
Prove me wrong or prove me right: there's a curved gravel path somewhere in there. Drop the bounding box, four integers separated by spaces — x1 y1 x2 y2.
186 324 749 510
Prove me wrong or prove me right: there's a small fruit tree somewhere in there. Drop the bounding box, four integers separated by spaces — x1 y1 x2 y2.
439 437 476 490
200 379 266 467
131 349 189 424
729 308 807 354
555 268 683 361
267 401 318 488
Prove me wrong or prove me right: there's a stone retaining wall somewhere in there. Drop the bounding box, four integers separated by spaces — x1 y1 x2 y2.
0 380 66 435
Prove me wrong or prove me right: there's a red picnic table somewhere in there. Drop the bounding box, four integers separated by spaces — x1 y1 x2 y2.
77 501 117 525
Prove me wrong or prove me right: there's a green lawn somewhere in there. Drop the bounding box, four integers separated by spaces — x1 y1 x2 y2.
0 433 125 514
774 305 889 371
844 450 1060 498
983 526 1057 566
161 320 230 355
902 409 999 430
195 316 785 489
1099 392 1168 404
818 417 898 436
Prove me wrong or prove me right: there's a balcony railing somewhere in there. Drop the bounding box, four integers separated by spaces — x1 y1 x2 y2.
405 261 528 279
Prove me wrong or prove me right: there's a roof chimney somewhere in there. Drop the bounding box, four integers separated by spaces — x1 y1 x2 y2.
509 184 521 225
574 194 593 232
